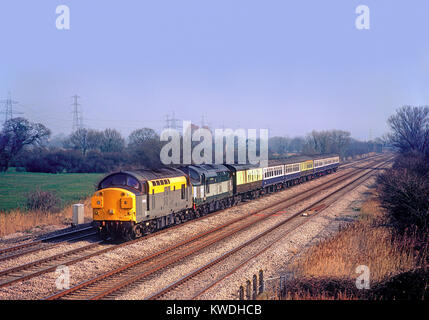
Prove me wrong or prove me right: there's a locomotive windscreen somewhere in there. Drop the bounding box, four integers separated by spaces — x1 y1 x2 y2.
99 173 142 192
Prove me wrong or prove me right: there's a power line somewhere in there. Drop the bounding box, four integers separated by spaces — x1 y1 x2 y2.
0 91 23 124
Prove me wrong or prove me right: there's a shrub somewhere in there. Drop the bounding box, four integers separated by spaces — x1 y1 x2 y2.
377 152 429 236
19 147 129 173
26 189 61 213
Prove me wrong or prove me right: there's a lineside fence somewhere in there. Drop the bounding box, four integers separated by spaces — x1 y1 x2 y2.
237 271 295 300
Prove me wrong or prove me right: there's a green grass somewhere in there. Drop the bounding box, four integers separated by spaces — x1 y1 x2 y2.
0 171 104 212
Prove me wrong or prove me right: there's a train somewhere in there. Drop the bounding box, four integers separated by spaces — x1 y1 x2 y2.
91 154 340 240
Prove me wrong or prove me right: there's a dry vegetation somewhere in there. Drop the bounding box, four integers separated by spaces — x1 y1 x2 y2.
279 195 428 300
0 198 93 238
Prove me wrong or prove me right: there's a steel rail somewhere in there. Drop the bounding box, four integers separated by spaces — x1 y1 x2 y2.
0 230 98 263
0 226 95 256
45 157 390 300
148 159 389 300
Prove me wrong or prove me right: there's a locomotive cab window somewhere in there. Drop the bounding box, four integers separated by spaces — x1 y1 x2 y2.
99 173 141 192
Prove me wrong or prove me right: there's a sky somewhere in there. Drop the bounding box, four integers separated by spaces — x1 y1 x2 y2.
0 0 428 140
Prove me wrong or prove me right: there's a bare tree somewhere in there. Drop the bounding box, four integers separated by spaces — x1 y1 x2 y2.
100 128 125 153
128 128 162 168
268 136 290 156
128 128 159 145
303 130 350 156
65 128 103 156
387 105 429 154
330 130 351 156
0 117 50 171
288 136 306 153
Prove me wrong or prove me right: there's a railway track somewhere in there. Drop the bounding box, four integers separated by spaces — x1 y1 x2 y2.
44 156 390 300
0 226 97 263
148 158 390 300
0 156 384 293
338 154 385 170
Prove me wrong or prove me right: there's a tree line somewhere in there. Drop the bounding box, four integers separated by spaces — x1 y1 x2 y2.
1 117 383 174
0 118 162 173
268 129 383 159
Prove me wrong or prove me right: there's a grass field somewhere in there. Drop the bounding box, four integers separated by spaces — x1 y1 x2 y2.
0 170 104 212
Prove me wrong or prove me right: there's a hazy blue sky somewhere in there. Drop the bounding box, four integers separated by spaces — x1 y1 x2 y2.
1 0 428 140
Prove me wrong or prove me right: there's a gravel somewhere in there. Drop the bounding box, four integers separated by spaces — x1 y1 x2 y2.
0 158 380 300
115 169 380 299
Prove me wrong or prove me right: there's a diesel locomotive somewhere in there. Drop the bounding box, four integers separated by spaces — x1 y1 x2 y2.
91 154 340 240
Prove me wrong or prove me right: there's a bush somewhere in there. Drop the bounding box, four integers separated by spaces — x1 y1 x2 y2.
26 189 61 213
377 152 429 236
19 148 127 173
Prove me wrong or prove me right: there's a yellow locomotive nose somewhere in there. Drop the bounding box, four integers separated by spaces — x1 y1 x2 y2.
91 188 136 222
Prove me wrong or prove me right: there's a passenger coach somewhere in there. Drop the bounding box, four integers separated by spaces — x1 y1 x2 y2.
91 154 340 240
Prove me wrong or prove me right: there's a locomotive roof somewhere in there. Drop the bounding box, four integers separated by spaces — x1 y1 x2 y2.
186 164 230 178
224 163 259 171
118 167 186 181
